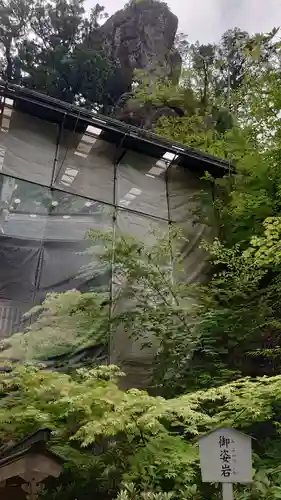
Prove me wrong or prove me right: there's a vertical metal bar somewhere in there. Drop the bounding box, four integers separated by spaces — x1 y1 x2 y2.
32 246 44 307
166 158 179 285
51 112 67 188
0 304 4 338
108 132 121 366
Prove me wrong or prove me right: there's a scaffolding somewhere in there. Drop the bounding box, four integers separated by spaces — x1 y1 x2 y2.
0 82 228 384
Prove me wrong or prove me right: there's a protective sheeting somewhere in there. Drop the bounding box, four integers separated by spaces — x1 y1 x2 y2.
54 126 115 204
0 236 42 303
0 108 58 186
0 235 110 306
168 164 215 284
0 175 113 337
0 103 216 387
110 210 168 388
116 208 167 241
111 182 214 386
36 240 104 299
0 301 32 338
117 151 168 219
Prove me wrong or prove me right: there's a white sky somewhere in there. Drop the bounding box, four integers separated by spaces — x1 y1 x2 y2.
86 0 281 43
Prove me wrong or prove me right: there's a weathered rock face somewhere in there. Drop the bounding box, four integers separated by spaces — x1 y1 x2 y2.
99 0 182 92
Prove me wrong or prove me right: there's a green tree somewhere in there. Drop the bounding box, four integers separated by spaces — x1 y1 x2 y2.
0 363 210 500
189 43 216 107
3 365 281 499
3 17 281 500
0 0 119 109
138 30 281 394
0 0 32 79
13 0 116 108
215 27 278 98
0 290 111 361
0 228 200 395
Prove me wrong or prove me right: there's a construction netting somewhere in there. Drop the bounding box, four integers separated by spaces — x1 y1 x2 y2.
0 96 214 384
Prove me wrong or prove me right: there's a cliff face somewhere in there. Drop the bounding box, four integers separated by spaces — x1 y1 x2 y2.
99 0 182 92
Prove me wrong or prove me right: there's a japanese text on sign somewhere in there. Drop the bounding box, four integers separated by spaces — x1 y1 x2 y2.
198 427 253 483
219 435 237 478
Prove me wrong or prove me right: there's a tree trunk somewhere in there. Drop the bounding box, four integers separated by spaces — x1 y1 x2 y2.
5 38 13 81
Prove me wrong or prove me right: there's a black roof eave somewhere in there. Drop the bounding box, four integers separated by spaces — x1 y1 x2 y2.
0 80 231 177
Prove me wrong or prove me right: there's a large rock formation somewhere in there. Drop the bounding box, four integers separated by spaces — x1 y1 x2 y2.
99 0 182 93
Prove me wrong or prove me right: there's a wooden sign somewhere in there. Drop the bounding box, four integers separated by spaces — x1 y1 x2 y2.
199 427 253 484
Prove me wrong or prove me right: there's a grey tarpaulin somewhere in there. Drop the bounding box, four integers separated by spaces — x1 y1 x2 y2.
168 164 215 284
0 110 58 186
55 127 116 204
0 93 222 386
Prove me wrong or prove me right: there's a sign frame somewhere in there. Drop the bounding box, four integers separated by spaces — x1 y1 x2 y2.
199 427 253 500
